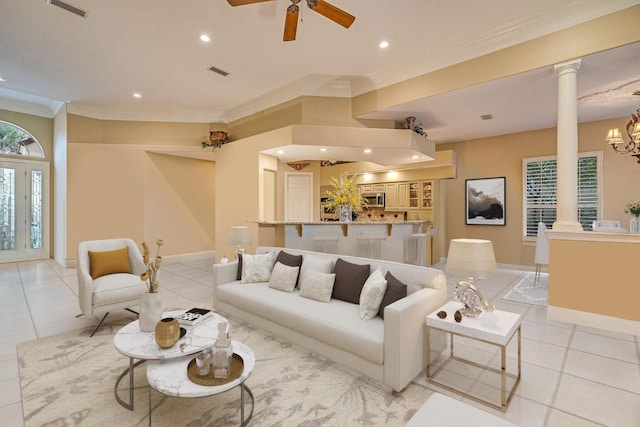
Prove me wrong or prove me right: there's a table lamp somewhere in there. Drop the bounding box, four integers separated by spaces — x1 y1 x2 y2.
445 238 497 277
227 226 251 260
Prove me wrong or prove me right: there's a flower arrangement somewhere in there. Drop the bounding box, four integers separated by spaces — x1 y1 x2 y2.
140 239 163 293
624 200 640 217
322 171 365 210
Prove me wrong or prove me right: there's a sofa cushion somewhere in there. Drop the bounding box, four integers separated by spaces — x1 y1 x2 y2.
241 252 276 283
299 270 336 303
92 273 147 307
88 247 131 280
268 261 299 292
217 282 384 364
332 258 371 304
276 251 303 287
378 271 408 319
359 268 388 321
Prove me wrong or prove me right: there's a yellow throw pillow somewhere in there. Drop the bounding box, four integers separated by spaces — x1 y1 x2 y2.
88 247 132 279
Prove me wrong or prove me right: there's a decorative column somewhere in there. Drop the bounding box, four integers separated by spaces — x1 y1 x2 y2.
552 59 583 232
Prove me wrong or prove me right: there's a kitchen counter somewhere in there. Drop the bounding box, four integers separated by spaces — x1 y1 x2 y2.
253 221 431 263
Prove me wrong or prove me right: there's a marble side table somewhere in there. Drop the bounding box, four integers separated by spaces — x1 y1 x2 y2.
146 340 255 426
113 310 228 410
425 301 521 411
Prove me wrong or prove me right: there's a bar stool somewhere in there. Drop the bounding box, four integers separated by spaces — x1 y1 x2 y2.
312 231 339 254
358 230 387 259
404 233 426 266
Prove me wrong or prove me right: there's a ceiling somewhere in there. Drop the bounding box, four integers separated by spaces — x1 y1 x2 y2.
1 0 639 156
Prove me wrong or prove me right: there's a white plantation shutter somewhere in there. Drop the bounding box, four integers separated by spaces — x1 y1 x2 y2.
523 152 601 238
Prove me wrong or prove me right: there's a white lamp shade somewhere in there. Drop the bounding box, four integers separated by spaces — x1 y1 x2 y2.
445 238 497 277
227 226 251 246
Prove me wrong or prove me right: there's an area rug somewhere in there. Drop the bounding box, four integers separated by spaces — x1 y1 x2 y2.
18 313 432 427
501 272 548 306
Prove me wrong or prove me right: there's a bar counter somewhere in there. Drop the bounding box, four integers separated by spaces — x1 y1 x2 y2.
253 220 430 264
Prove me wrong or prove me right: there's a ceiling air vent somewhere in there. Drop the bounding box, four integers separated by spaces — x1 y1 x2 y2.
47 0 89 18
480 114 494 121
208 66 229 77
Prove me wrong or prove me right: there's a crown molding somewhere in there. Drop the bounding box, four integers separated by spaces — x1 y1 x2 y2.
0 88 63 118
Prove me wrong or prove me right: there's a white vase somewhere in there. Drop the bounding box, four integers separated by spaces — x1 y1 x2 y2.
139 292 163 332
630 216 640 234
339 205 352 222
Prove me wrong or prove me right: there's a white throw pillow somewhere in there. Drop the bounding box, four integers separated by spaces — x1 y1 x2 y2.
300 254 334 276
241 252 276 283
299 270 336 303
359 268 388 321
268 261 300 292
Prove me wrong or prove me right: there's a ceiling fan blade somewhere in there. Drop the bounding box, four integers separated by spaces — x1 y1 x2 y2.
307 0 355 28
283 5 299 42
227 0 272 6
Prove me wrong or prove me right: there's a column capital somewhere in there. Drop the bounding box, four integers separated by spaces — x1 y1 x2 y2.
554 58 582 76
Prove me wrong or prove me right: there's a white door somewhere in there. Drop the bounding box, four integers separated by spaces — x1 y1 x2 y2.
284 172 313 221
0 159 50 262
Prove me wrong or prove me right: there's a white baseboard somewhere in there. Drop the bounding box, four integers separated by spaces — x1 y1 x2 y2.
65 250 216 269
548 305 640 335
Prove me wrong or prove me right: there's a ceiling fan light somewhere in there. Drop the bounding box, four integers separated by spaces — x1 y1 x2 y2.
605 128 623 144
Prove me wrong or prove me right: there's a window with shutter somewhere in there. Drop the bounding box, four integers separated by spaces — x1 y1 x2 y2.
522 151 601 240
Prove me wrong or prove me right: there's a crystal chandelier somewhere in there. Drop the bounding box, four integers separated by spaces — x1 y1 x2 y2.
604 101 640 163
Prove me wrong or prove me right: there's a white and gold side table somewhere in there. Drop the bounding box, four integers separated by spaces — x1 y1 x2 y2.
146 340 255 426
425 301 521 411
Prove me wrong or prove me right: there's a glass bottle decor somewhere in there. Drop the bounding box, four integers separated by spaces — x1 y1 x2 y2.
212 321 232 378
630 216 640 234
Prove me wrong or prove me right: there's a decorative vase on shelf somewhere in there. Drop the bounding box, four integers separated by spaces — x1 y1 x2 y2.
630 216 640 234
405 116 416 130
339 205 353 222
139 292 163 332
154 317 180 348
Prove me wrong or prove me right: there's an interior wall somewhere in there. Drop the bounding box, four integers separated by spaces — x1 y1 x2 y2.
66 114 215 260
438 115 640 267
53 105 67 265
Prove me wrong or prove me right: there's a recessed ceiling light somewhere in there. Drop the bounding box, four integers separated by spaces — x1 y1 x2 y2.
0 76 5 82
276 150 284 155
199 33 211 42
363 148 372 154
379 41 389 49
412 155 420 159
133 92 142 98
320 148 328 152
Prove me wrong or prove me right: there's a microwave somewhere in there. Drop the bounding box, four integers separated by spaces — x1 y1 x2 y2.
362 192 385 207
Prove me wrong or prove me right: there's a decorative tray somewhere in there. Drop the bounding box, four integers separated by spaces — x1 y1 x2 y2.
187 353 244 386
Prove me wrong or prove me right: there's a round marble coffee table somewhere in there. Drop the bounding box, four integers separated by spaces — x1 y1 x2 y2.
113 309 228 410
146 340 255 427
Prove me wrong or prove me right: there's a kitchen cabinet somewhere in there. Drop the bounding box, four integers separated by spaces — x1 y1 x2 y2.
373 184 385 192
408 180 433 209
362 184 374 192
384 183 397 209
397 182 408 209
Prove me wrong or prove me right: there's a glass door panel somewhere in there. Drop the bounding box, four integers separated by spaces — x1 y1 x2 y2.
0 160 49 262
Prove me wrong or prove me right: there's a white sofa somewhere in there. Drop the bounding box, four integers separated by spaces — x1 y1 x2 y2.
212 246 447 392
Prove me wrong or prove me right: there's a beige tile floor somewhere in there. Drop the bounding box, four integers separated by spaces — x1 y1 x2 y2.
0 259 638 426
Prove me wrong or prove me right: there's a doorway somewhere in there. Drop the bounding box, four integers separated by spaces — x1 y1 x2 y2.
284 172 313 221
0 159 50 262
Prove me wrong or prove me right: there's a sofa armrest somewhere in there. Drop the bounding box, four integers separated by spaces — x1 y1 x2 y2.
383 286 447 392
212 261 239 308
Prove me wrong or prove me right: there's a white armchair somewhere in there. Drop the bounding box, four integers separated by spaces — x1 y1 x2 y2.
77 238 148 336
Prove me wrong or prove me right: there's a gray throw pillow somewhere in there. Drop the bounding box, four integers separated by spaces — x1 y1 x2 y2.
332 258 370 304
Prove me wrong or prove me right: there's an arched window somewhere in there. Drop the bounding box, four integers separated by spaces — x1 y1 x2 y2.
0 121 44 158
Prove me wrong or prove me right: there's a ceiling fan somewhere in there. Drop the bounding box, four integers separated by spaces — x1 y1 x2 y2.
227 0 355 42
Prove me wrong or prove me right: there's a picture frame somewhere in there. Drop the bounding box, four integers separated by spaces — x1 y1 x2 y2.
465 177 506 225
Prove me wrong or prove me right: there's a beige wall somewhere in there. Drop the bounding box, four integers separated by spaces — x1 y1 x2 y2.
66 114 215 260
438 116 640 267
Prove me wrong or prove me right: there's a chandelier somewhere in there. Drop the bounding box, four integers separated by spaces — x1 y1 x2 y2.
604 104 640 163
